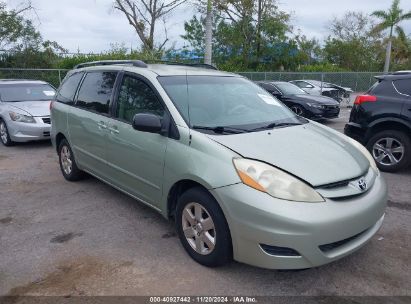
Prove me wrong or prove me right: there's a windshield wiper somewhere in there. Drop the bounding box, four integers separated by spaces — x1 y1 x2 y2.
250 122 303 132
192 125 247 134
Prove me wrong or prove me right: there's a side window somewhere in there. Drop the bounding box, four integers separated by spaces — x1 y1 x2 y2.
56 72 84 105
293 81 305 88
115 75 164 123
394 79 411 96
76 72 117 114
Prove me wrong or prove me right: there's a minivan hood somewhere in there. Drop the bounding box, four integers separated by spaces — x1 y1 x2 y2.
207 122 369 187
6 100 51 117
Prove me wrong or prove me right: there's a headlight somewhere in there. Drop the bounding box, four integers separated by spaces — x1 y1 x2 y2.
233 158 324 203
346 137 379 175
307 103 324 109
9 112 36 123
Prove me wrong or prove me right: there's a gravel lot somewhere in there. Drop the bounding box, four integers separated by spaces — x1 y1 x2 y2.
0 106 410 297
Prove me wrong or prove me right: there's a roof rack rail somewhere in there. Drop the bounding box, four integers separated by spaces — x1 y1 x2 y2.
146 60 218 70
74 60 148 69
392 70 411 75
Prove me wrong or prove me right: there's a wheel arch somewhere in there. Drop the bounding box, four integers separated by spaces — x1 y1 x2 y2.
366 119 411 143
55 132 68 152
166 179 211 220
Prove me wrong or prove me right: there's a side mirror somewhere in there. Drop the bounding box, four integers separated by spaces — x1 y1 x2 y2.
132 113 162 134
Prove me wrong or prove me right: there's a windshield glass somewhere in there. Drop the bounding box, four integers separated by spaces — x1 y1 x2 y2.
274 82 307 95
0 83 55 102
158 76 303 131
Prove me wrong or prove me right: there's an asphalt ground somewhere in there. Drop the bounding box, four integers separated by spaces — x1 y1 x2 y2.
0 105 410 297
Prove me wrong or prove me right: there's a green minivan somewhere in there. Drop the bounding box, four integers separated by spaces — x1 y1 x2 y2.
51 60 387 269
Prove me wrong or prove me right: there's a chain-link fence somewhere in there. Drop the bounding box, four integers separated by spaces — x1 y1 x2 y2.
238 72 382 92
0 68 381 92
0 68 69 88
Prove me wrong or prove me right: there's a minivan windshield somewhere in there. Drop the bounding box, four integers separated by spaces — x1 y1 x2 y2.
0 83 55 102
158 76 304 132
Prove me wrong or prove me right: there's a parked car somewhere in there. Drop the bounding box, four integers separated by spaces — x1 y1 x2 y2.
290 80 343 102
345 73 411 172
0 79 55 146
256 81 340 119
51 60 386 269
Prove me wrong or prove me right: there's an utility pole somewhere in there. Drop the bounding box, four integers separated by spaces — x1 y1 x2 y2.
204 0 213 65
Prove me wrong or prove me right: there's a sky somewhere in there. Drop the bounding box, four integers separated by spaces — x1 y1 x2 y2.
6 0 411 53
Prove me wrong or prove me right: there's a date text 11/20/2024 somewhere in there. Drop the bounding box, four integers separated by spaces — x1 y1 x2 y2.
149 296 257 303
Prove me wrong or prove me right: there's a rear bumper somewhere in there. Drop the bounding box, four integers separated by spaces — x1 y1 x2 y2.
211 174 387 269
344 122 367 144
8 117 51 142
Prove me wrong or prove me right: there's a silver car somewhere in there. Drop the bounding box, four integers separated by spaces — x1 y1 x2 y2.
0 79 55 146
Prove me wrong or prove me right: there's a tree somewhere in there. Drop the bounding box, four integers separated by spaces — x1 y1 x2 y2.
323 12 383 71
371 0 411 73
0 1 38 50
114 0 187 52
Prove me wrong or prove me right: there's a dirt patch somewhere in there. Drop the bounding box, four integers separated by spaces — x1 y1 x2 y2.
7 257 133 296
162 232 177 239
0 217 13 224
50 233 83 244
388 200 411 211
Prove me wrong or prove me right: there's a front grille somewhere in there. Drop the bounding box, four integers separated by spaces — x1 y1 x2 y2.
42 117 51 124
260 244 301 257
319 230 366 253
43 131 50 137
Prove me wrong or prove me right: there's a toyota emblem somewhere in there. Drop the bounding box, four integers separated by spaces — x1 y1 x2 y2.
358 178 367 191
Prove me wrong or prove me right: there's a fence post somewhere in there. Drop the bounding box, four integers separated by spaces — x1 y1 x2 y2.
264 72 267 80
321 73 324 93
58 69 62 84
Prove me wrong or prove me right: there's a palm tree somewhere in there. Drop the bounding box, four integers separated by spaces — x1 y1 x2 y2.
372 0 411 73
204 0 213 65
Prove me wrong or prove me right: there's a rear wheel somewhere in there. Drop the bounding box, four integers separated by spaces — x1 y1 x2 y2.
176 187 232 267
58 139 84 181
366 130 411 172
0 119 14 146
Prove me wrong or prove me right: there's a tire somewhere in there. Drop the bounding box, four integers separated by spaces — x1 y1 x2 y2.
366 130 411 172
176 187 232 267
290 105 305 117
58 139 84 181
0 119 14 146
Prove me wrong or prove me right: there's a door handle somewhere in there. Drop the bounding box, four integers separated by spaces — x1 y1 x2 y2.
97 121 107 129
108 126 119 134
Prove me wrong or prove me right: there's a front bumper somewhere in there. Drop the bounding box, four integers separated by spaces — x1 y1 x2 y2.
8 116 51 142
308 106 340 120
211 174 387 269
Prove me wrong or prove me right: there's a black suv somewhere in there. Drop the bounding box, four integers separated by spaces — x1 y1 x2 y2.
344 72 411 172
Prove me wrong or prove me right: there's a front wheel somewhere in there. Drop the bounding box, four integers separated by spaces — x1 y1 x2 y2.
0 119 14 146
366 130 411 172
290 105 305 117
176 187 232 267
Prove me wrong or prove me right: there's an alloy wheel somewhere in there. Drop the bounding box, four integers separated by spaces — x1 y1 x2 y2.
0 121 8 144
372 137 404 166
181 202 216 255
291 106 303 116
60 145 73 175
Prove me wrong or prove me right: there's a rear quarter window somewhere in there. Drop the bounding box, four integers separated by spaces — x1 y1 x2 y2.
56 72 84 105
393 79 411 96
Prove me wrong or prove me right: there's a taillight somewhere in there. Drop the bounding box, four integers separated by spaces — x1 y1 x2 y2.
354 95 377 105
